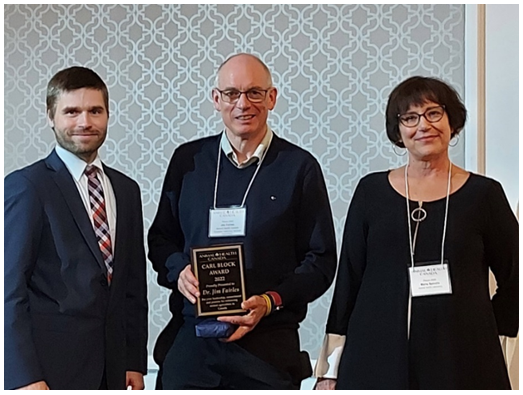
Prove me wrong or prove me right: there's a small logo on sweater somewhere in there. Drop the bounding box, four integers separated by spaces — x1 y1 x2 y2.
270 195 276 200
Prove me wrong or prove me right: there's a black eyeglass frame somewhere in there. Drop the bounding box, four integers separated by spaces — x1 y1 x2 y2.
215 88 272 103
397 105 446 127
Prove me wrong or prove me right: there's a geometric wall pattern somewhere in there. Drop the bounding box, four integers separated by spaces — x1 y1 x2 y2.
4 4 465 361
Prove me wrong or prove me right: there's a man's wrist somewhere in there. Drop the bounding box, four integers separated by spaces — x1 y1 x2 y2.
265 291 283 311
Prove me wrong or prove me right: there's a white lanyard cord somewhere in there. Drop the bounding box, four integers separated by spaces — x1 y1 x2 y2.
213 132 271 209
405 160 452 339
405 160 452 268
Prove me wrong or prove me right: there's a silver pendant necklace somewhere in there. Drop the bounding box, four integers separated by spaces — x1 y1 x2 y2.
411 202 427 223
410 201 426 252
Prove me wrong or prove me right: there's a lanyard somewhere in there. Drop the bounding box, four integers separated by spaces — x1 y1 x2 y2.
405 161 452 268
405 160 452 338
212 132 272 209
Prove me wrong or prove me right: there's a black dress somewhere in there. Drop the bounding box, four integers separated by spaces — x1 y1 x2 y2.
326 171 518 389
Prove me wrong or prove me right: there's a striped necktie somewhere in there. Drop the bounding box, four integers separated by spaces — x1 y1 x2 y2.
85 165 113 284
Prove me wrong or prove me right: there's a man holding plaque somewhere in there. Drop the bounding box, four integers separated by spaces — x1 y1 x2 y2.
148 53 337 390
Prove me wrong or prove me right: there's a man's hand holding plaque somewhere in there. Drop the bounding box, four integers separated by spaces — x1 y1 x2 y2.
217 295 268 341
178 265 200 304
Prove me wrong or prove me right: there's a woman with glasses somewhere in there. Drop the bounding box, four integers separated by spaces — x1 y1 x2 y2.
314 76 518 389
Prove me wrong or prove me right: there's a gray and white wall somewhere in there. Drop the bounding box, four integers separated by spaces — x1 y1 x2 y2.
4 4 517 388
464 5 519 390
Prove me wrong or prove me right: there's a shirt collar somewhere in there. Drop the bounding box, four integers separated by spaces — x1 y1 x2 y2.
220 126 273 168
55 145 104 181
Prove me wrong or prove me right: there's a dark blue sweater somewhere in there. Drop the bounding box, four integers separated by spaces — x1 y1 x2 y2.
149 133 337 330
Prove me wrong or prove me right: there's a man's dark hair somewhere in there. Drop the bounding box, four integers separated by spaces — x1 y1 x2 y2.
47 66 109 120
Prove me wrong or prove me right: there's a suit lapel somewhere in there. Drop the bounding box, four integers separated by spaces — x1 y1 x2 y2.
45 151 106 271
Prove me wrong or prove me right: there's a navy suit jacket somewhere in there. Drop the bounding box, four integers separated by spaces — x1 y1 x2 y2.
4 150 148 390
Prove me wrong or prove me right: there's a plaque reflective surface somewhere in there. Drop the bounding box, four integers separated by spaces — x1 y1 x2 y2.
191 244 246 317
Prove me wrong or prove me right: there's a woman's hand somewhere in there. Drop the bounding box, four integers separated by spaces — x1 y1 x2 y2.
314 378 336 390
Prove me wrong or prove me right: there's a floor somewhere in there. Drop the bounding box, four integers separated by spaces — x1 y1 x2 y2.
143 357 317 390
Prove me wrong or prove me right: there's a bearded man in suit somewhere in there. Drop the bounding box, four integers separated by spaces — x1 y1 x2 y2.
4 66 148 390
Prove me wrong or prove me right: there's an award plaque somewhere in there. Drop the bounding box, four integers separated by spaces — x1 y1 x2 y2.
191 244 246 317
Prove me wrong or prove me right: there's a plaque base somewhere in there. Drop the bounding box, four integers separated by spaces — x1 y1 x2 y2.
195 319 237 338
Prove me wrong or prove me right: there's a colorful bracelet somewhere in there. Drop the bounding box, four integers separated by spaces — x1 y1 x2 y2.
260 294 272 316
266 291 283 311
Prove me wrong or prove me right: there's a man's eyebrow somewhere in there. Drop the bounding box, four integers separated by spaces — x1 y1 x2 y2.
60 106 79 113
89 105 105 111
220 86 265 91
60 105 105 112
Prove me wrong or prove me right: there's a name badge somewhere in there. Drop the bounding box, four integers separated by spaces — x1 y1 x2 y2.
408 263 452 297
209 207 246 237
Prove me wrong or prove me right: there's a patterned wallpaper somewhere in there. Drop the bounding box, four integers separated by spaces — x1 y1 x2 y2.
4 4 465 362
